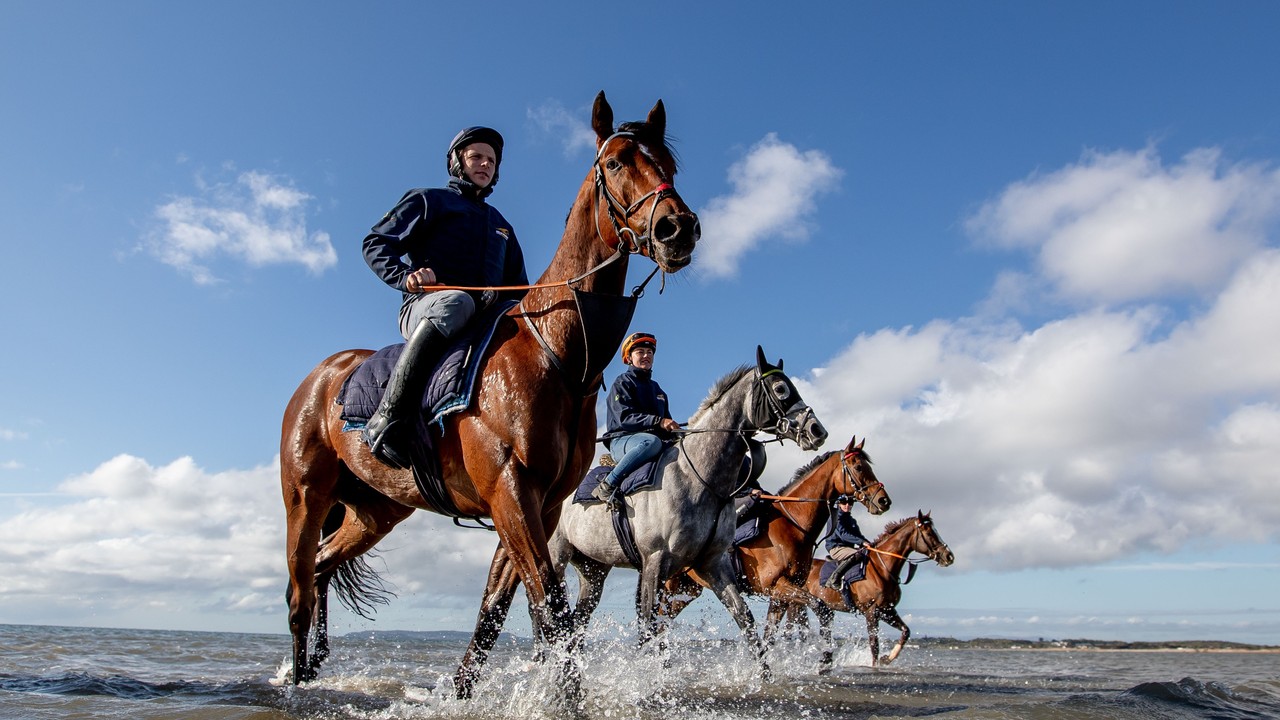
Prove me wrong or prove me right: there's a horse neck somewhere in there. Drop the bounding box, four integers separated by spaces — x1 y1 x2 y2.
521 175 631 371
779 455 838 541
872 523 915 576
682 373 758 492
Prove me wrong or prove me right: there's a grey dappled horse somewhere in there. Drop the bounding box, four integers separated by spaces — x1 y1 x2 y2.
548 346 828 676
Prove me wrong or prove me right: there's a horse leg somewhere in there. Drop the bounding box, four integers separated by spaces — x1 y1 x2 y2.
282 476 334 684
310 497 413 673
455 543 522 699
762 578 817 646
701 560 770 682
763 598 786 646
635 557 667 647
864 608 881 667
814 602 836 670
655 571 704 628
569 553 612 637
876 606 910 665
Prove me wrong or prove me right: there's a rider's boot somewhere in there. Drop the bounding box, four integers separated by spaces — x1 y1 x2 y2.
362 318 446 469
823 556 858 589
592 480 619 509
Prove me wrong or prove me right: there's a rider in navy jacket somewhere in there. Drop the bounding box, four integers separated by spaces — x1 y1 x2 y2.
363 178 527 328
359 126 529 469
602 364 673 450
593 333 680 507
823 495 870 588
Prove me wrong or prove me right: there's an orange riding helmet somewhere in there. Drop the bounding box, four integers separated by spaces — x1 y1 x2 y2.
621 332 657 364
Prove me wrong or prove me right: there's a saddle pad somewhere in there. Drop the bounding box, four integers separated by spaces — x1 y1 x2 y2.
819 556 866 587
733 516 761 546
572 444 672 505
337 300 517 426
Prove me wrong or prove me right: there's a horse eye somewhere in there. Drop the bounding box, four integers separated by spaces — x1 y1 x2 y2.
772 381 790 398
606 158 622 171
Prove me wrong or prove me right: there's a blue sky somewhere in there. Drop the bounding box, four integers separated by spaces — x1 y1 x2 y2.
3 2 1280 645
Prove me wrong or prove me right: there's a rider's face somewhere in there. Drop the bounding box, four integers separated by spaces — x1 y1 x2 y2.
628 346 655 370
460 142 497 188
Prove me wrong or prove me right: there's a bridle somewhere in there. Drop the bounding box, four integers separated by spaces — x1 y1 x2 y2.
839 451 884 508
593 131 681 259
753 368 820 446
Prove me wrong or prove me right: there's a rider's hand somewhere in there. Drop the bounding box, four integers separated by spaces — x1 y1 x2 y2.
749 488 762 499
659 418 681 433
405 267 438 292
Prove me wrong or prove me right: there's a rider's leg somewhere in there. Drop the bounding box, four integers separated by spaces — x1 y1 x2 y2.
823 545 861 589
593 432 662 504
363 291 474 468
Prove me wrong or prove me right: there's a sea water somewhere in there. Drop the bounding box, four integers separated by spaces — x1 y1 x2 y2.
2 622 1278 719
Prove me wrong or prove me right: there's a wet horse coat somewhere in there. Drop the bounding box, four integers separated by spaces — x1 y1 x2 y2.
547 349 829 672
657 436 890 649
278 92 700 699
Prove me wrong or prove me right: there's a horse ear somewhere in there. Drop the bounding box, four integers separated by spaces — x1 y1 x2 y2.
647 99 666 137
592 91 614 142
777 358 784 370
756 345 767 370
856 437 865 451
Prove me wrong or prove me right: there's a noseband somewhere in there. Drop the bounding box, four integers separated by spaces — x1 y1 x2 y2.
593 131 681 258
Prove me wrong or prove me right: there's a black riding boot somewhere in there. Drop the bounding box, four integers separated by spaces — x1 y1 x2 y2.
362 318 446 469
824 555 859 589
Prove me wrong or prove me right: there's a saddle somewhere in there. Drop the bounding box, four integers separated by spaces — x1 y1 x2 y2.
819 555 866 606
335 300 516 518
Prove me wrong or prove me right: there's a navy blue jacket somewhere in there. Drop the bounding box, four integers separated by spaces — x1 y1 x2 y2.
363 179 528 305
825 507 870 552
603 366 672 450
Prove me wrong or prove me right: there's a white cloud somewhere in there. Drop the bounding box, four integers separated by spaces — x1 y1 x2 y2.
790 147 1280 572
150 170 337 284
697 134 842 278
0 454 499 629
528 100 596 157
0 428 27 441
967 146 1280 304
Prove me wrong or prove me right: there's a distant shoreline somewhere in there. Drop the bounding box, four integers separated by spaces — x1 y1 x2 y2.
916 636 1280 653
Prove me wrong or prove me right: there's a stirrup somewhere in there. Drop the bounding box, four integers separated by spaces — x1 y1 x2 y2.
591 482 619 509
363 416 411 469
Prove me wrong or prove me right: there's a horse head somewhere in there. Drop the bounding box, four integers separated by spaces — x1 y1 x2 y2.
911 510 954 567
838 436 891 515
590 91 699 272
751 346 828 451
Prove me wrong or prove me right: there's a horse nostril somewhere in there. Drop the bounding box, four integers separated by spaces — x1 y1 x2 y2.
653 215 679 242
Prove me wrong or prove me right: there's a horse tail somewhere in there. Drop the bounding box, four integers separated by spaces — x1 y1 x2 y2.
331 554 395 620
321 504 396 620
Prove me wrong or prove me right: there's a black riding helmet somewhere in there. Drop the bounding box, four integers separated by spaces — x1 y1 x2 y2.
447 126 504 187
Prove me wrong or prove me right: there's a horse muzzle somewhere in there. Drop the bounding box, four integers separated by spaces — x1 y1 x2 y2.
780 406 827 451
651 212 699 271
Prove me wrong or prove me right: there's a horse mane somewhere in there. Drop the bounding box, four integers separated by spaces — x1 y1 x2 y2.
778 451 836 495
872 516 915 545
689 365 752 425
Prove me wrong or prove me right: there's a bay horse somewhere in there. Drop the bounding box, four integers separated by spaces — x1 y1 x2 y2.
801 511 953 667
547 349 828 675
279 92 700 699
656 436 889 647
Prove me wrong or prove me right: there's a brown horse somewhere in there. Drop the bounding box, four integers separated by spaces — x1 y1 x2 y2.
657 436 889 644
801 511 953 667
279 92 700 698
